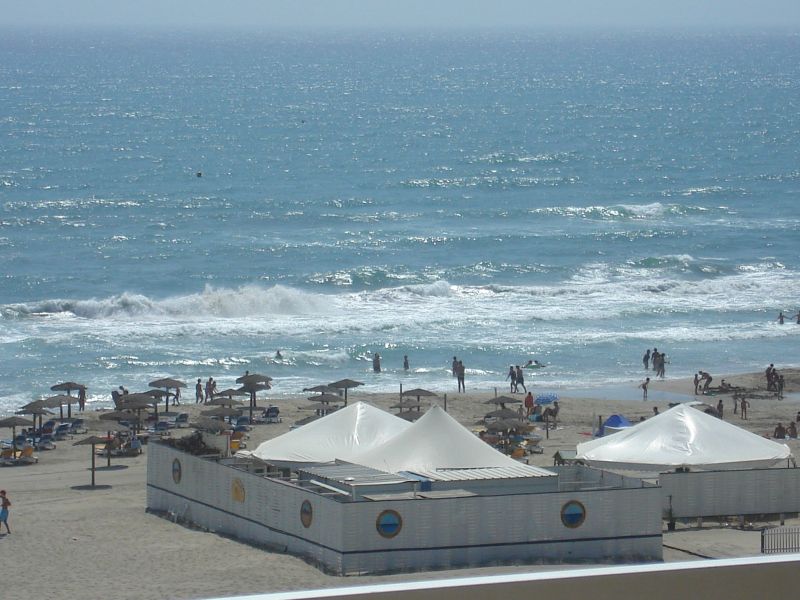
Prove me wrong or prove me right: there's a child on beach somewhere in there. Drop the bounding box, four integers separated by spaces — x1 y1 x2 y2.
0 490 10 534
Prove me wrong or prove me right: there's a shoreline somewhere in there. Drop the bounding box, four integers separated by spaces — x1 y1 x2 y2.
1 368 799 600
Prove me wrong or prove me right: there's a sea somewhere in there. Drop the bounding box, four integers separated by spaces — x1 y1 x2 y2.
1 29 799 413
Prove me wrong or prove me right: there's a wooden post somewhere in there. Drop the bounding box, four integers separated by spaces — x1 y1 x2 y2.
400 383 403 399
444 393 447 412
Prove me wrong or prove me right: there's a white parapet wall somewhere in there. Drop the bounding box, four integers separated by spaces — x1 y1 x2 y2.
147 442 663 575
661 467 800 519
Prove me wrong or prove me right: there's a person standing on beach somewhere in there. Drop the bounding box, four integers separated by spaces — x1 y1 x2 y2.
693 373 700 395
78 386 86 411
0 490 10 534
515 366 527 393
524 391 534 417
456 360 466 393
195 379 203 404
643 349 651 370
452 356 458 378
740 397 749 420
640 377 650 400
204 377 215 402
373 352 381 373
717 399 724 419
506 366 517 393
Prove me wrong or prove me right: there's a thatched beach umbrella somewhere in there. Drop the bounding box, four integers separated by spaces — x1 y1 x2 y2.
0 415 34 456
206 396 246 407
74 435 109 487
213 388 248 399
328 379 363 406
42 394 76 419
236 379 271 423
50 382 86 418
484 396 522 409
401 388 438 402
303 384 340 395
305 393 342 405
190 417 232 434
148 377 186 410
484 408 522 421
18 400 53 432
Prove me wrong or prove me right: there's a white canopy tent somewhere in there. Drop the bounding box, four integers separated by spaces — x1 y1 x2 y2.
576 404 791 472
351 404 555 477
241 401 410 464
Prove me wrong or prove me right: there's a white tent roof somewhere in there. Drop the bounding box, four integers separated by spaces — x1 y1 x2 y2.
351 404 555 477
244 401 410 464
576 404 791 472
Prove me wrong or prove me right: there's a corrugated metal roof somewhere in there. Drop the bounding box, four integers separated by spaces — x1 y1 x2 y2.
299 462 413 485
409 464 556 481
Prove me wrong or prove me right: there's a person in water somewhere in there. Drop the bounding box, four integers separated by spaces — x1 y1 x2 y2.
403 355 409 371
373 352 381 373
275 350 283 359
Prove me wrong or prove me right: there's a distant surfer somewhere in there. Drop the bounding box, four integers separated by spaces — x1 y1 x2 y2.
275 350 283 360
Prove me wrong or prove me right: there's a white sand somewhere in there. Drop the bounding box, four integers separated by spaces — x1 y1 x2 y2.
1 369 798 600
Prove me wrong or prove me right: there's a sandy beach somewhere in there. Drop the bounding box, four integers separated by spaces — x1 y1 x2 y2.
1 369 799 600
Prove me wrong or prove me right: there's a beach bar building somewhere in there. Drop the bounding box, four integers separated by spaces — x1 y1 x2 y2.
147 403 662 575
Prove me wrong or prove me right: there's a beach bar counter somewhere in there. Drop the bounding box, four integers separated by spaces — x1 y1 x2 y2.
147 404 662 575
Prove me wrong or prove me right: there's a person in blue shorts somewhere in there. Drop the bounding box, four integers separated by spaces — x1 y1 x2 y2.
0 490 10 534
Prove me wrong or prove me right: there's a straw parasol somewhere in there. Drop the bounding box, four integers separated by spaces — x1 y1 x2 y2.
0 415 34 455
305 393 343 404
483 408 522 420
190 417 232 434
206 396 246 407
401 388 438 401
303 385 340 394
42 394 77 419
484 395 522 409
236 376 272 423
212 388 248 398
328 379 364 406
50 382 86 418
74 435 110 487
201 406 242 422
148 378 186 411
17 400 53 431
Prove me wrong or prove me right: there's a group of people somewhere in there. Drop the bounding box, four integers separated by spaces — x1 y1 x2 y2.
773 421 798 439
776 310 800 325
195 377 217 403
765 364 785 397
694 371 713 394
505 365 527 393
642 348 667 378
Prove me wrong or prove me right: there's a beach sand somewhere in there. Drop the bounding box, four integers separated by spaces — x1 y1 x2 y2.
1 369 799 600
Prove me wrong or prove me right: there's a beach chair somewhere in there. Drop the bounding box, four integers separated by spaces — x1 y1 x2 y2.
69 419 88 434
54 422 72 440
35 434 57 450
174 413 190 428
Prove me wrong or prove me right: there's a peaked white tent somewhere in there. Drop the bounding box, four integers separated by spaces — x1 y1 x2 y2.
243 401 410 464
351 404 554 476
577 404 791 472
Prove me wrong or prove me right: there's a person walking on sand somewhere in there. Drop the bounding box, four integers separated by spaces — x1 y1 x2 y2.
0 490 10 534
456 360 466 393
740 397 749 420
524 391 534 417
643 349 651 370
515 366 527 393
640 377 650 400
195 378 203 404
506 366 517 393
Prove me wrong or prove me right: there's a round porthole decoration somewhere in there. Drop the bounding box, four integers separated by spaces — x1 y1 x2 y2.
376 510 402 538
171 458 182 484
232 478 246 503
561 500 586 528
300 500 313 528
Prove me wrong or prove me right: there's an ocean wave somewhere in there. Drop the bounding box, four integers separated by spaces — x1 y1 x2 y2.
527 202 711 220
1 284 333 320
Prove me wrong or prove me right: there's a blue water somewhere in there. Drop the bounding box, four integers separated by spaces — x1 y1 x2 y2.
1 30 799 412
